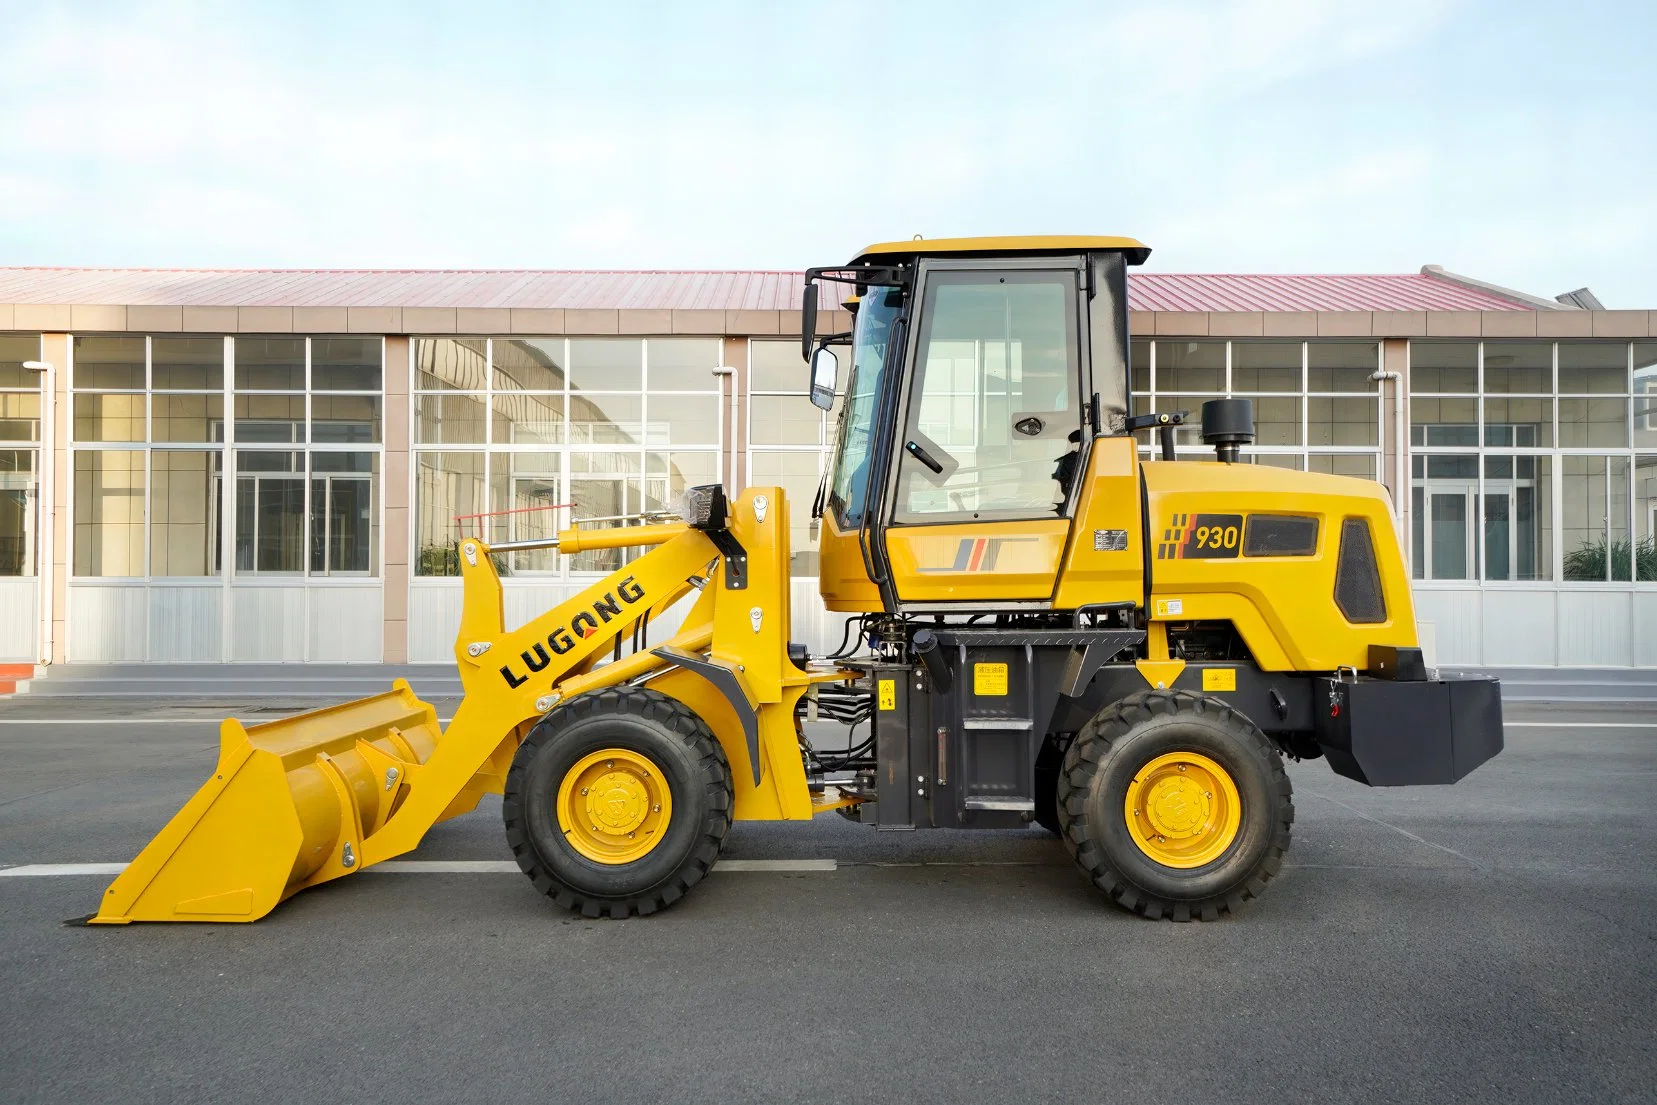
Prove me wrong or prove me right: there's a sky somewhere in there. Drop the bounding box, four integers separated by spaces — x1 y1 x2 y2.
0 0 1653 304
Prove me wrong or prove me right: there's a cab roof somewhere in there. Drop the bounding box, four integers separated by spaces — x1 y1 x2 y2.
853 235 1151 266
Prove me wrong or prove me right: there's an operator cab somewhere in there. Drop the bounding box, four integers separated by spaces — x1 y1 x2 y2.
801 236 1150 612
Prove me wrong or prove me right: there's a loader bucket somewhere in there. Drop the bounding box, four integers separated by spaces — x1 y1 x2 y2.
89 681 443 924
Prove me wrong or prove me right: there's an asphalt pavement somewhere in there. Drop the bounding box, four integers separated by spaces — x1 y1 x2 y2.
1 696 1654 1104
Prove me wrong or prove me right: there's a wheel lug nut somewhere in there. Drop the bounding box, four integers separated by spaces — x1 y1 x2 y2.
1157 835 1166 842
652 804 661 812
627 831 636 839
606 760 614 769
1177 765 1186 772
580 787 589 795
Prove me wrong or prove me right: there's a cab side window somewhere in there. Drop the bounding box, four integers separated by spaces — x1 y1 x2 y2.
895 270 1081 523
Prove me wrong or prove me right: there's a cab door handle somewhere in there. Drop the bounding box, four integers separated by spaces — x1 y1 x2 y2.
904 440 944 474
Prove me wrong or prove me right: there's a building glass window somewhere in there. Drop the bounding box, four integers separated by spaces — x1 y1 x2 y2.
747 340 839 576
0 334 42 578
1635 453 1657 581
68 335 382 578
413 337 722 577
1131 340 1382 472
1562 455 1633 581
73 450 145 577
1408 340 1653 585
1634 343 1657 449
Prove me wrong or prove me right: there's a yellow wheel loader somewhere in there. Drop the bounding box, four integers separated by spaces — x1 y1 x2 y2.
88 236 1503 925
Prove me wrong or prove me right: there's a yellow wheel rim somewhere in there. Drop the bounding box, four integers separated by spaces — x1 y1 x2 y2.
1123 751 1242 869
556 748 673 865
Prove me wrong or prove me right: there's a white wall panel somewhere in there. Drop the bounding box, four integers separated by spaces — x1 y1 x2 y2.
0 578 38 661
308 586 382 662
148 586 222 662
1557 592 1634 667
229 586 307 662
1635 592 1657 669
1479 590 1556 667
409 583 465 664
1411 588 1481 667
502 583 571 634
68 585 148 662
645 588 702 645
790 581 846 656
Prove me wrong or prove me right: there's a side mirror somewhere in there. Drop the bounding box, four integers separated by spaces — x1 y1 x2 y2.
809 347 838 411
800 283 819 362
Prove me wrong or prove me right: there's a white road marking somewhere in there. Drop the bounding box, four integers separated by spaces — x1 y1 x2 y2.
714 859 837 872
1504 722 1657 728
0 858 837 878
0 863 127 877
372 860 519 874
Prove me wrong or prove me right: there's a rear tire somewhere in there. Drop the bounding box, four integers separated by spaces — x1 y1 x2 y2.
502 687 732 918
1058 689 1291 921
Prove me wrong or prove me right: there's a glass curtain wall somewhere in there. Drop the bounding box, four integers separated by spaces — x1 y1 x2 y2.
1409 340 1654 583
746 340 842 576
0 335 42 578
69 335 383 579
413 338 722 578
1129 339 1383 476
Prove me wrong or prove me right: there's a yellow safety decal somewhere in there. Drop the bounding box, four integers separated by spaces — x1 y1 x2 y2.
878 679 896 711
1153 598 1184 618
973 663 1009 696
1202 668 1237 692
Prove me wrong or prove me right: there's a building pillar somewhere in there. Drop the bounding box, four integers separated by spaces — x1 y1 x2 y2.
382 336 410 663
42 332 68 664
723 336 748 490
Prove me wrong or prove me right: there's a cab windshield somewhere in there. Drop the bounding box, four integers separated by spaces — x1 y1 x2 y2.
827 287 903 525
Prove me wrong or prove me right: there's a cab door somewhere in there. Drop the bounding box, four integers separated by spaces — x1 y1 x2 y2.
885 264 1086 604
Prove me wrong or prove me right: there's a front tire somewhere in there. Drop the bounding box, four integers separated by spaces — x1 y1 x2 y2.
1058 689 1292 921
502 687 733 918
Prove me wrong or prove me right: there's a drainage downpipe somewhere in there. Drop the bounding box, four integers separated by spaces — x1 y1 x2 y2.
1371 361 1405 536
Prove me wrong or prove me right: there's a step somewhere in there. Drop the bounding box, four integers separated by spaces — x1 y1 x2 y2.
1461 666 1657 703
0 663 36 697
19 663 463 699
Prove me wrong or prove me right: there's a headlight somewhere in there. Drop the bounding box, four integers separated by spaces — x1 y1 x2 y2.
676 484 729 531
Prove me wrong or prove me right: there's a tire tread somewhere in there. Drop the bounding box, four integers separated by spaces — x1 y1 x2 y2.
502 687 732 919
1057 688 1292 922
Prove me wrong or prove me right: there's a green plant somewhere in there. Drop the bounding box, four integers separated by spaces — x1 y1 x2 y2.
418 544 459 577
1562 534 1657 581
415 543 514 577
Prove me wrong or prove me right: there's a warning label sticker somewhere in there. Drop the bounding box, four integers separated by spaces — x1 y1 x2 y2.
878 679 896 711
973 663 1009 697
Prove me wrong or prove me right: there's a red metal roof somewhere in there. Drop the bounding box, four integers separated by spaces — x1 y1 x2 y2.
1129 272 1528 312
0 266 1536 313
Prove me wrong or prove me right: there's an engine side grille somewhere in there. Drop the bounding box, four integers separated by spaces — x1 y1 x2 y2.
1335 518 1386 624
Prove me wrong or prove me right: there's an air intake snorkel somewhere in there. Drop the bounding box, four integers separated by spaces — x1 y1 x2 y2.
1200 398 1255 463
